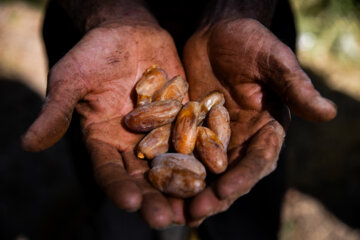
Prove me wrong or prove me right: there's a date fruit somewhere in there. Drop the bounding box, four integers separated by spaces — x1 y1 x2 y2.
148 153 206 198
137 124 172 159
196 127 228 174
198 91 225 123
207 105 231 150
124 100 182 132
172 101 200 154
123 65 232 199
152 75 188 102
135 64 167 106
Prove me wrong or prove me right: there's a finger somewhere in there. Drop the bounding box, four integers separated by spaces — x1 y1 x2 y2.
122 151 149 176
136 181 173 229
140 192 173 229
168 197 186 225
187 187 235 227
187 188 219 227
88 139 142 211
216 120 285 200
188 219 205 228
262 42 337 122
188 121 284 225
121 151 173 229
22 71 87 152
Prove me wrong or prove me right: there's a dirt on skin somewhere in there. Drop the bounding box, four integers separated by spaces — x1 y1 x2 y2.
0 2 359 240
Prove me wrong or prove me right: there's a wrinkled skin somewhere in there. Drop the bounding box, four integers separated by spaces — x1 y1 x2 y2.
21 23 186 228
22 16 337 228
183 18 337 226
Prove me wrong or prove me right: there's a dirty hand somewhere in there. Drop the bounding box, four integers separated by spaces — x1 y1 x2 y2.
183 18 337 226
22 19 186 228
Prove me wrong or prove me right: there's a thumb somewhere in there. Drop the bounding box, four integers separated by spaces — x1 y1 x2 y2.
22 70 87 152
262 42 337 122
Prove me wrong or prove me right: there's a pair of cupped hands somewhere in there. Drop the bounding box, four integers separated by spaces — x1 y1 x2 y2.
22 17 336 228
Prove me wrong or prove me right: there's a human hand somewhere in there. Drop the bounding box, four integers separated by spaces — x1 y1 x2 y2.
183 18 337 226
22 21 186 228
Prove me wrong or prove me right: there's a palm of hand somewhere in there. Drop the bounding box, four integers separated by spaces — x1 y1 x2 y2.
183 19 336 225
23 24 186 227
23 19 336 228
60 25 184 151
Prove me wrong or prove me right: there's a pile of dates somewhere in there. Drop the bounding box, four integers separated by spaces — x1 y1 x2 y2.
124 65 230 198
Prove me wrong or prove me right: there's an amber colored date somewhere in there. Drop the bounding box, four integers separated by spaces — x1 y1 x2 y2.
198 91 225 123
123 65 233 199
207 105 231 150
135 64 167 106
172 101 200 154
148 153 206 198
137 123 172 159
124 100 182 132
152 75 188 103
196 127 228 174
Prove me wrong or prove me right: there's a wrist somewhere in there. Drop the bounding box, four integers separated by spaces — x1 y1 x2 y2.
85 4 158 32
56 0 158 32
200 0 277 29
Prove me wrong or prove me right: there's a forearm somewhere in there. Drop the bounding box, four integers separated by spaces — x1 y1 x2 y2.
55 0 157 32
202 0 278 27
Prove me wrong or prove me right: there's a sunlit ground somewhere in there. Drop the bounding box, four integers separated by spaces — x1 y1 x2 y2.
0 1 47 95
0 1 359 239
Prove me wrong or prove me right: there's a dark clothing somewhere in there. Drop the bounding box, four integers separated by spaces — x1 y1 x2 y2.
42 0 295 239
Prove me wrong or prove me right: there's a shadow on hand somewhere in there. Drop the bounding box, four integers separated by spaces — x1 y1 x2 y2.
0 78 157 240
284 67 360 229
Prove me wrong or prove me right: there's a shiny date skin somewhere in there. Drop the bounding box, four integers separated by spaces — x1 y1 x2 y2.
148 153 206 198
137 123 172 159
172 101 200 154
196 127 228 174
124 100 182 132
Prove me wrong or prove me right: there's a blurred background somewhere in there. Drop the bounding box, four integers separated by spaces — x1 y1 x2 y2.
0 0 359 239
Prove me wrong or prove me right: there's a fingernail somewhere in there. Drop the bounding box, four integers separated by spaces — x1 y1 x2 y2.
188 218 205 227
